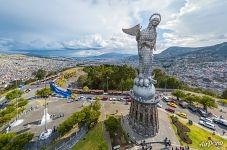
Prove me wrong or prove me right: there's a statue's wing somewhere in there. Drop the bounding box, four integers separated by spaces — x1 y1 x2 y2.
122 24 140 36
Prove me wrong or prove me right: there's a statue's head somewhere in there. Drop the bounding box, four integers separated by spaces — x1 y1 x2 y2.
148 13 161 28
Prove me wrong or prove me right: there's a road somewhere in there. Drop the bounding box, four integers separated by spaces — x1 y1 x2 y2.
1 76 227 147
157 92 227 139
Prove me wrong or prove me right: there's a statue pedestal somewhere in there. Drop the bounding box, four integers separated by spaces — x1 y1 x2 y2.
129 99 159 137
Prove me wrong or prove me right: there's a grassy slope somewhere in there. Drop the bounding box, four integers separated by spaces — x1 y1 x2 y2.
170 117 227 150
186 123 227 150
71 123 108 150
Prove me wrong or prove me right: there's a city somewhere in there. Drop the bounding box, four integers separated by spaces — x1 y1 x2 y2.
0 0 227 150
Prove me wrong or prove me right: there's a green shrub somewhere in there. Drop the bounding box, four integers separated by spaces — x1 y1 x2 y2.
57 99 101 136
0 132 33 150
171 116 192 144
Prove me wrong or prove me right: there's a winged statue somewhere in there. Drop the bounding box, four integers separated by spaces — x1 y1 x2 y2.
122 13 161 87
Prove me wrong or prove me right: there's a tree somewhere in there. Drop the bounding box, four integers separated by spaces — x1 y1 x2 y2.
78 75 88 87
83 86 89 92
198 96 217 111
104 116 119 135
152 68 166 79
2 132 34 150
5 89 23 101
35 87 52 98
218 99 227 106
98 141 108 150
55 76 66 87
184 95 197 105
0 133 16 149
88 109 100 128
222 89 227 99
92 99 101 111
32 69 46 80
166 77 182 89
71 93 77 100
172 90 185 100
18 98 28 107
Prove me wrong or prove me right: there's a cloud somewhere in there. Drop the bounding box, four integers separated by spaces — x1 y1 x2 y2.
161 0 227 47
0 0 226 55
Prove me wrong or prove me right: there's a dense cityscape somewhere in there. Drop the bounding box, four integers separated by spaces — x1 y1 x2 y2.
163 59 227 94
0 0 227 150
0 55 76 89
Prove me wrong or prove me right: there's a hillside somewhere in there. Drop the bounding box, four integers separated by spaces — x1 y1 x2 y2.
156 42 227 61
123 42 227 64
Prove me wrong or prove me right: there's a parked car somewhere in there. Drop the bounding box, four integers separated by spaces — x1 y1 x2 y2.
24 88 31 93
188 105 197 112
126 99 132 102
167 102 177 108
124 96 130 100
86 97 92 100
165 107 175 113
162 96 171 102
197 109 210 117
213 117 227 127
112 97 117 101
101 96 108 101
67 100 73 103
179 101 188 109
200 117 213 123
120 98 125 101
39 129 52 140
157 103 162 108
199 120 215 130
177 112 187 119
79 96 85 99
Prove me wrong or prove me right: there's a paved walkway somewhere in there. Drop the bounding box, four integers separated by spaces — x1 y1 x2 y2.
122 109 181 150
55 126 87 150
101 102 112 150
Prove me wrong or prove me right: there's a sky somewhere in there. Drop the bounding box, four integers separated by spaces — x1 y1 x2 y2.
0 0 227 57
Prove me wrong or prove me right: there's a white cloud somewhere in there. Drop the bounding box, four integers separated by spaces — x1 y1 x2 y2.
0 0 226 55
161 0 227 47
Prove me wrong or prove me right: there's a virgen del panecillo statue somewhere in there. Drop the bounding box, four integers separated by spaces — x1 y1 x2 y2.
122 13 161 103
122 13 161 137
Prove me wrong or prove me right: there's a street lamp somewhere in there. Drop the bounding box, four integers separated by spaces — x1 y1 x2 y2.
44 82 47 132
165 78 167 93
15 79 18 121
106 77 110 93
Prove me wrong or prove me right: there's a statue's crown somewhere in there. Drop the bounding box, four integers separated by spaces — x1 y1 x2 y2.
149 13 161 22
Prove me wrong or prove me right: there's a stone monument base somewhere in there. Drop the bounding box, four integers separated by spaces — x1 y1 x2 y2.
129 99 159 137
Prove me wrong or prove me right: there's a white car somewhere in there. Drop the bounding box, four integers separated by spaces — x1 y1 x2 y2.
112 97 117 101
157 103 162 108
200 117 213 123
213 117 227 127
199 120 215 130
39 129 52 140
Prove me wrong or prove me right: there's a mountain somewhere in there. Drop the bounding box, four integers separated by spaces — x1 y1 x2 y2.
156 42 227 59
122 42 227 64
88 52 133 59
156 47 200 58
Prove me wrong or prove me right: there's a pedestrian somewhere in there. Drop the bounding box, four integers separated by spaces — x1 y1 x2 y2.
223 130 226 135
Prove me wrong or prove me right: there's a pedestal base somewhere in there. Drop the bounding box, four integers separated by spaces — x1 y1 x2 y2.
129 100 159 137
11 119 24 127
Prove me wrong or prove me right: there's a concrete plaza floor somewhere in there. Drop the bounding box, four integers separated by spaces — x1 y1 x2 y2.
9 97 83 137
101 101 181 150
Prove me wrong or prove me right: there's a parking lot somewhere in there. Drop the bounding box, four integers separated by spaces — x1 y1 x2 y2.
157 93 227 139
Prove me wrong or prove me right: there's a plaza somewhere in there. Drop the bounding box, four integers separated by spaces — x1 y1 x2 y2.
9 97 83 138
